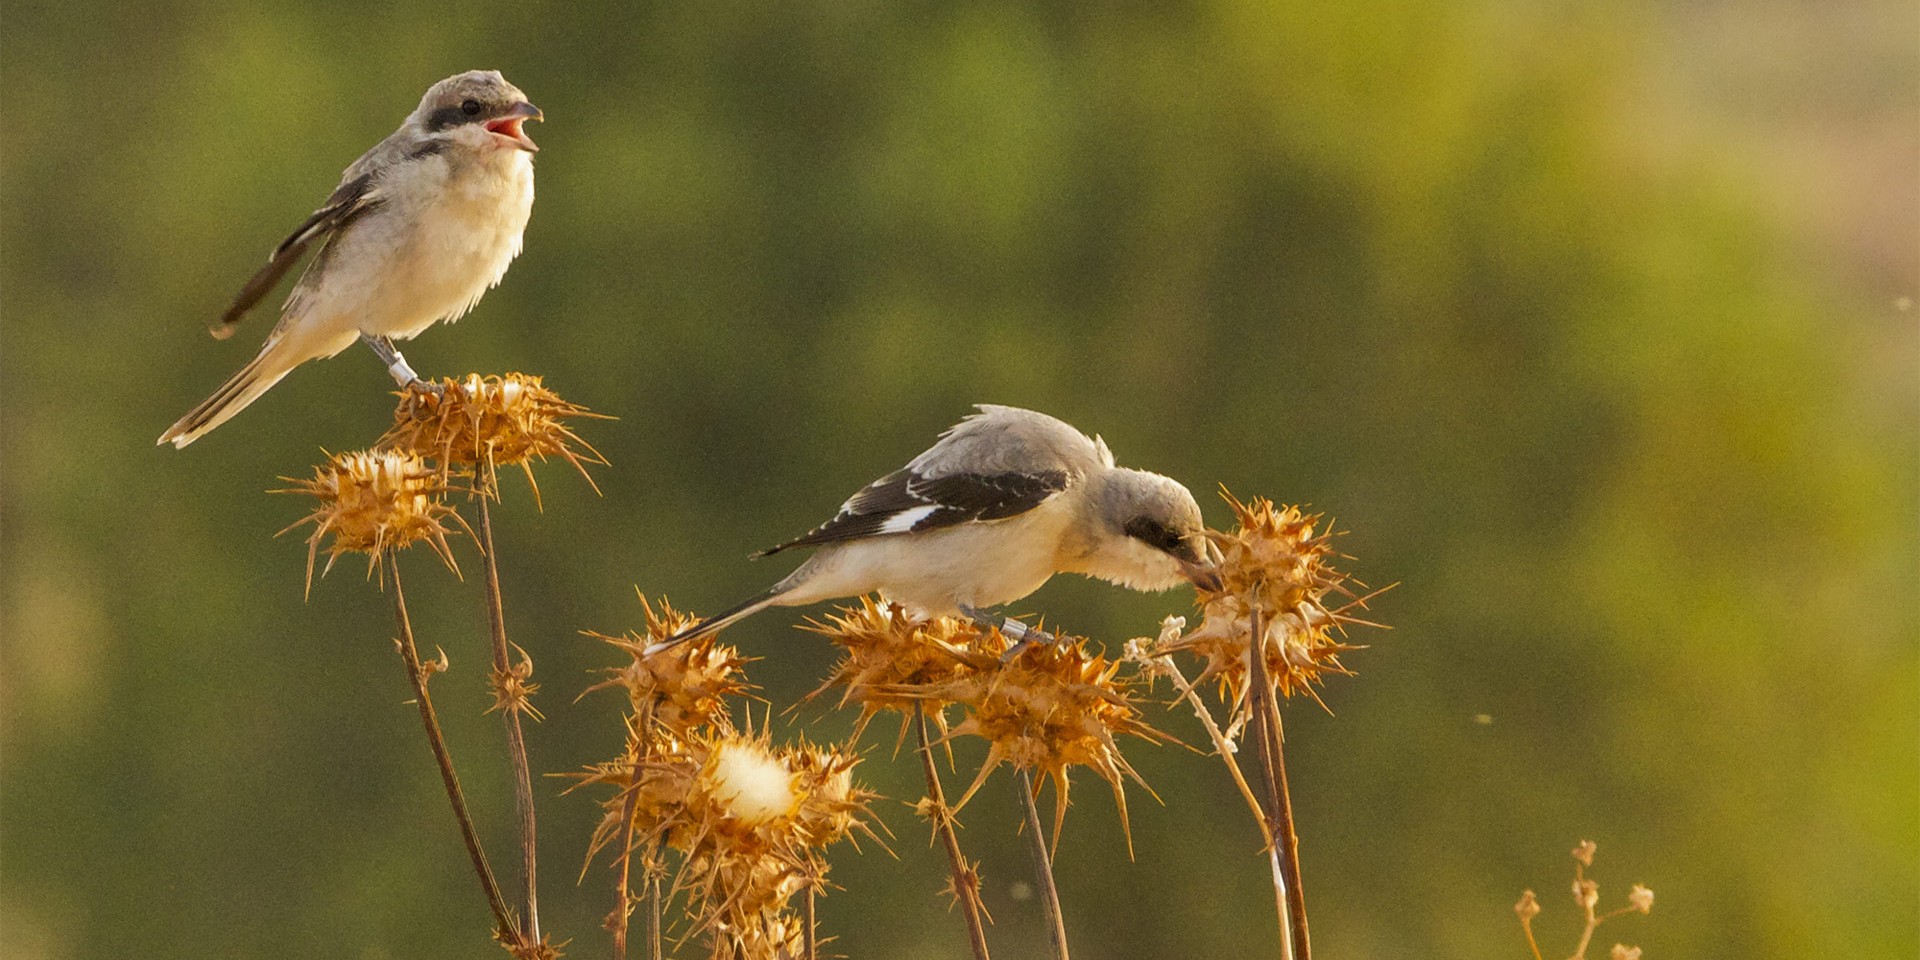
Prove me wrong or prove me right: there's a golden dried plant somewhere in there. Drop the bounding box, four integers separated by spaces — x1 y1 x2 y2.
275 448 467 594
910 628 1171 857
1159 490 1383 717
380 372 609 502
639 731 877 959
582 595 753 737
802 597 978 744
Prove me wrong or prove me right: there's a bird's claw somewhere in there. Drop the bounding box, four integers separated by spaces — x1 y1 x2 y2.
959 605 1059 661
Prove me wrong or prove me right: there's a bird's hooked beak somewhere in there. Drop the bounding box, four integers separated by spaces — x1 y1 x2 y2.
1177 538 1224 592
485 101 543 152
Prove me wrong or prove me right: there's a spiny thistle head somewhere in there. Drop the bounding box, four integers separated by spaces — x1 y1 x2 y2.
275 448 464 593
802 597 977 740
912 629 1168 856
644 731 877 959
1159 490 1381 713
583 595 752 738
380 372 609 502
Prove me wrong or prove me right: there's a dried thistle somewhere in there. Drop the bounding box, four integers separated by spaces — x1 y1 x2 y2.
380 372 609 503
275 448 466 594
582 594 753 738
1160 490 1383 718
914 629 1169 857
643 731 878 959
802 597 977 744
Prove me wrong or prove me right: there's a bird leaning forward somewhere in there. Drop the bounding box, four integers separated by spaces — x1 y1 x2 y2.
651 404 1224 653
158 69 542 449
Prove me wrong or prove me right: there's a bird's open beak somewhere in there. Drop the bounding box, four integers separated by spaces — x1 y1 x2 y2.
485 101 543 152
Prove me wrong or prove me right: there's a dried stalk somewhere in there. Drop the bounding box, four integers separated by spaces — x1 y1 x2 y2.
1246 599 1310 960
916 710 993 960
609 737 645 960
1015 769 1070 960
388 550 519 944
479 487 543 942
804 884 818 960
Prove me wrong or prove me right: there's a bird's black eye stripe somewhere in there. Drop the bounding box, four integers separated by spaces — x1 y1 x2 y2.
461 98 482 116
1125 516 1185 552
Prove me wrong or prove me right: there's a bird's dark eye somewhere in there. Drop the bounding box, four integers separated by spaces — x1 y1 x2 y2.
1125 516 1185 552
461 98 482 116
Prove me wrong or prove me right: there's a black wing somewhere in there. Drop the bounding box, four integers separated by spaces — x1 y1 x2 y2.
756 468 1070 557
208 173 379 339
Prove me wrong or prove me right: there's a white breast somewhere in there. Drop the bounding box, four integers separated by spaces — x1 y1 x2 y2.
302 146 534 347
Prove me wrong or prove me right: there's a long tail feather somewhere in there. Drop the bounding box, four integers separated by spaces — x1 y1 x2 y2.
157 339 302 448
645 588 782 654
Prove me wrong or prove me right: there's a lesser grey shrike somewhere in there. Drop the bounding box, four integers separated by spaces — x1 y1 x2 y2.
158 70 541 448
651 404 1223 652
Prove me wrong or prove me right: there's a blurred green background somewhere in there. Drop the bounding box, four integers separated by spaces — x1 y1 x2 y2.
3 1 1914 957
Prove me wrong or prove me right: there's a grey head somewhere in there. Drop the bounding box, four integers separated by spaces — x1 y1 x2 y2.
411 70 543 151
1086 468 1223 592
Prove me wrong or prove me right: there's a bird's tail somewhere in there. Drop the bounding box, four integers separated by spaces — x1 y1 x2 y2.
157 337 304 448
645 588 782 654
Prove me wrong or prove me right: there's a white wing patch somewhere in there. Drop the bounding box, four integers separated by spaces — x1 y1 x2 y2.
878 505 940 534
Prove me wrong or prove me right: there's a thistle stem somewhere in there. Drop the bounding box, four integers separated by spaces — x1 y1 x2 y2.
1015 769 1070 960
479 491 542 943
1160 656 1270 842
916 710 993 960
388 550 519 945
1246 600 1310 960
804 884 818 960
609 737 645 960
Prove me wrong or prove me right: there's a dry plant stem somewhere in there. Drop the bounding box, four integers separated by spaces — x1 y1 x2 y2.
479 491 543 942
389 551 520 944
1246 600 1311 960
916 710 993 960
1015 769 1071 960
1161 657 1269 842
804 885 818 960
647 870 662 960
609 741 646 960
1521 916 1543 960
1569 862 1599 960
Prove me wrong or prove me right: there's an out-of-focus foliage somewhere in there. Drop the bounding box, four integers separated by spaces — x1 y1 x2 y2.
2 1 1913 958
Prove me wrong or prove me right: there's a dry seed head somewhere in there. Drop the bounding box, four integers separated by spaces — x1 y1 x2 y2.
275 448 464 592
652 732 877 958
1514 889 1541 920
1574 877 1600 910
1573 839 1598 866
802 597 978 739
1160 490 1377 714
1609 945 1643 960
583 595 751 737
1628 883 1654 914
915 630 1167 855
380 372 609 502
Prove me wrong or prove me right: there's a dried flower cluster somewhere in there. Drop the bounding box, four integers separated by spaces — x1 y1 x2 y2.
380 372 608 501
1158 490 1377 716
904 625 1169 855
1515 840 1655 960
802 597 976 743
576 597 877 960
276 448 466 591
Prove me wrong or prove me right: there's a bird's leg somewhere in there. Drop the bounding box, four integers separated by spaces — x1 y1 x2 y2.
361 333 438 392
959 604 1059 661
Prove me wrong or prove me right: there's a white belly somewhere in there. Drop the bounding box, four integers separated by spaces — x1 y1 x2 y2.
293 149 533 353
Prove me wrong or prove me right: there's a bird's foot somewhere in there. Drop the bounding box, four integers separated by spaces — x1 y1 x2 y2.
959 605 1060 662
361 333 429 390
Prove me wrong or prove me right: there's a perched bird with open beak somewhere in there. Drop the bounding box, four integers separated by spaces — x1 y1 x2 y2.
651 404 1222 651
158 70 542 448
